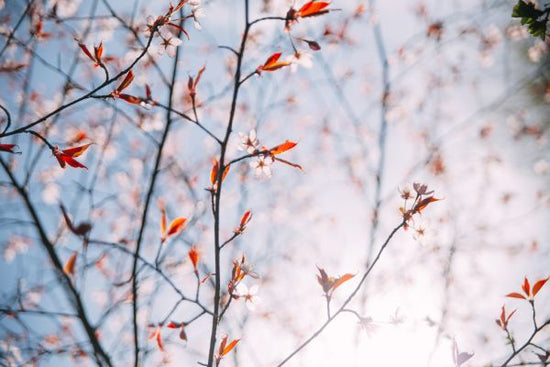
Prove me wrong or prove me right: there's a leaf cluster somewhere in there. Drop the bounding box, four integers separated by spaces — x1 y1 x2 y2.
512 0 550 39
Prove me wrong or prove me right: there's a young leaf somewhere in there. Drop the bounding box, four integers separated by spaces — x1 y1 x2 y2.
0 144 19 154
188 246 200 273
113 70 135 96
332 273 355 292
63 252 78 276
506 292 527 300
258 52 291 73
532 277 549 296
298 1 331 18
270 140 297 155
61 143 92 158
166 217 187 237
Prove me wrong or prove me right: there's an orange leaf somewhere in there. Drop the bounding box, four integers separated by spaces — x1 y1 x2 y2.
63 252 78 276
210 159 230 186
413 196 440 213
506 292 526 300
270 140 297 155
188 246 200 272
298 1 330 18
221 338 240 356
166 217 187 237
94 42 103 63
262 61 291 72
260 52 291 72
179 324 187 341
532 277 549 296
210 159 218 185
332 273 355 292
160 208 167 236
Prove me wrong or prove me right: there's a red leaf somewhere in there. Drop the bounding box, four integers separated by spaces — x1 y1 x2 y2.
532 277 549 296
179 325 187 341
303 39 321 51
119 94 143 105
54 152 88 170
62 143 92 157
0 144 19 153
156 330 164 351
522 277 531 297
238 210 252 232
166 322 180 329
167 22 190 40
506 292 527 300
78 43 95 63
114 70 135 95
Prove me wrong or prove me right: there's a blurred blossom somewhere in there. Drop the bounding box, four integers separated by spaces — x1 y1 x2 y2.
236 283 260 311
95 18 119 41
92 290 108 308
358 316 378 336
0 341 24 366
0 0 4 10
49 0 81 17
250 155 274 178
3 236 31 263
42 183 60 204
506 25 529 41
528 42 548 63
238 129 259 153
287 51 313 72
158 30 183 58
534 159 549 175
142 113 164 132
399 184 413 200
24 288 43 308
190 0 205 30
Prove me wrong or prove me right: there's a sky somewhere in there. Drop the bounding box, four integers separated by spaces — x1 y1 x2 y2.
0 0 549 366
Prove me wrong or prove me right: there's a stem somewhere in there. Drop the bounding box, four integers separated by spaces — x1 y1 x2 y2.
206 1 250 366
0 158 112 367
130 18 184 367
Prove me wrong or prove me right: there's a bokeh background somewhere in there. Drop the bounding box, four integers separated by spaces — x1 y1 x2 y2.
0 0 549 366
